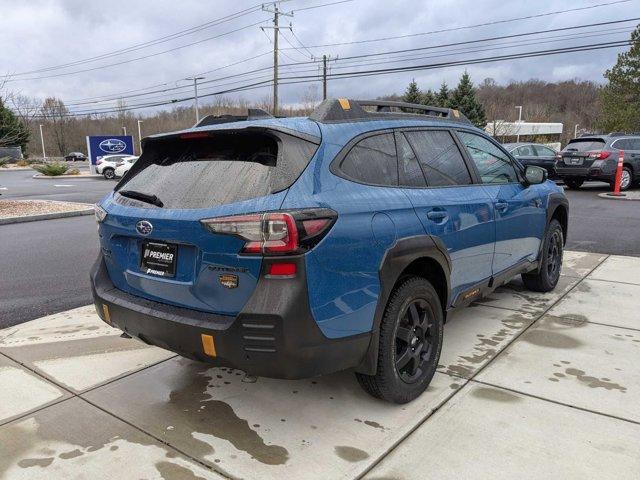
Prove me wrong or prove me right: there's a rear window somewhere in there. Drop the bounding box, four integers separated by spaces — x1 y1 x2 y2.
116 130 317 209
563 139 605 152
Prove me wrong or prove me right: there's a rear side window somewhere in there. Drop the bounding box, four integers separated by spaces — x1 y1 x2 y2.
563 139 606 152
404 130 472 186
533 145 556 156
117 130 317 209
612 138 640 150
458 131 519 184
339 133 398 186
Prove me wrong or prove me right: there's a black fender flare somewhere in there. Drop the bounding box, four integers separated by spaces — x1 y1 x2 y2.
356 235 451 375
546 193 569 243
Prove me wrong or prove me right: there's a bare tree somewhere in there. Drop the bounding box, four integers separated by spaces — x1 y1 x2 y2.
41 97 71 155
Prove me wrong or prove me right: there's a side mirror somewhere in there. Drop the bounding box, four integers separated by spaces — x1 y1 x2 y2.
524 165 547 185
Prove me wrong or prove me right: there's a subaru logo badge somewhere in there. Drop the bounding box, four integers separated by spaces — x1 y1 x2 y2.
99 138 127 153
136 220 153 235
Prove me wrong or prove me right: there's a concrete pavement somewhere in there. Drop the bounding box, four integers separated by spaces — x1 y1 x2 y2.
0 250 638 479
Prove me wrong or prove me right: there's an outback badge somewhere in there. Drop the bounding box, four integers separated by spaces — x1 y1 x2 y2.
219 274 239 289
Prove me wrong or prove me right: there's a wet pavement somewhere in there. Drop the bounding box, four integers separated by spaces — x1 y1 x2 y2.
0 250 638 479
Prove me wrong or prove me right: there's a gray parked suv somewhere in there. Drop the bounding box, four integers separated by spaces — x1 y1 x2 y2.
556 133 640 191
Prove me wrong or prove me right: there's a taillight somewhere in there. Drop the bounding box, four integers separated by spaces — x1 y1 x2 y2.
587 151 611 160
201 209 337 255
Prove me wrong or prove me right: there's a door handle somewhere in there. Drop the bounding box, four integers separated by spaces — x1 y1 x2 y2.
494 201 509 213
427 210 448 221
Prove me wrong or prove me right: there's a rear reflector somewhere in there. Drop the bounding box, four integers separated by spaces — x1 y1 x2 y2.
201 334 217 357
268 263 297 276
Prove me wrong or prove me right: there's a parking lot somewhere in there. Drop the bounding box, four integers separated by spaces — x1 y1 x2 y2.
0 250 638 479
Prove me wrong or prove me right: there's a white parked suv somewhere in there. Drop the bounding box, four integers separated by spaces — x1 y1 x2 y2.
96 155 137 180
114 156 138 178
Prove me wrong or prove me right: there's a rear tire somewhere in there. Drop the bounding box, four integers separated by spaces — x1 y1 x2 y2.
564 178 583 190
620 167 633 191
356 277 444 404
103 168 115 180
522 219 563 292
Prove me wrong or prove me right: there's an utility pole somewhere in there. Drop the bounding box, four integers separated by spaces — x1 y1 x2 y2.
574 124 580 138
184 76 205 123
261 2 293 116
322 55 328 100
515 105 523 142
39 124 46 160
137 120 143 155
122 126 127 135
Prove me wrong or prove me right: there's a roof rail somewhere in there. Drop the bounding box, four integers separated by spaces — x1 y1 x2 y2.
309 98 472 124
195 108 273 127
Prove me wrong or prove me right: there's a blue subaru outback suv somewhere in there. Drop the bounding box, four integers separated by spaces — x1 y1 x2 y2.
91 99 568 403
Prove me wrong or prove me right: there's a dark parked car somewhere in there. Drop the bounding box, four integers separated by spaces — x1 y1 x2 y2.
503 143 558 179
91 99 568 403
64 152 87 162
556 133 640 190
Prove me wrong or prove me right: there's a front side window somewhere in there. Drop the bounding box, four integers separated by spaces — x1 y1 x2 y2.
396 133 427 187
533 145 556 156
404 130 472 186
458 131 519 184
339 133 398 186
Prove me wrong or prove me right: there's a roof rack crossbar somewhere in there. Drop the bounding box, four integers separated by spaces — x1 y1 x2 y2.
309 98 471 124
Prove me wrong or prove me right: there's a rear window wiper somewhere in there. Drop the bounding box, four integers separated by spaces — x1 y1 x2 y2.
118 190 164 207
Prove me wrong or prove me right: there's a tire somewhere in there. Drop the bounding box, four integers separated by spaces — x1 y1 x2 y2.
356 277 444 404
522 219 564 292
103 168 115 180
620 167 633 191
564 178 583 190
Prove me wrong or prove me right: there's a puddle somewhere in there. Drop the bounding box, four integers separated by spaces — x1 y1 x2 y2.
334 445 370 462
354 419 387 431
471 387 522 403
522 316 585 349
155 461 209 480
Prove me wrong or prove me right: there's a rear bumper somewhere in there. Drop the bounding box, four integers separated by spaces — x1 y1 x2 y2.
556 166 615 182
90 254 369 379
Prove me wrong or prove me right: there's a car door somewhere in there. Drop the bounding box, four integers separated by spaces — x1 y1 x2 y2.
626 138 640 182
396 129 495 301
456 130 547 275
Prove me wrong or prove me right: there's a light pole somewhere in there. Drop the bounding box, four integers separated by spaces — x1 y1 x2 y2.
185 76 205 123
574 124 580 138
137 120 143 155
515 105 523 142
121 126 127 135
39 124 46 160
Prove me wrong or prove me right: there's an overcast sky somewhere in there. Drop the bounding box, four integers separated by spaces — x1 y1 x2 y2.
0 0 637 115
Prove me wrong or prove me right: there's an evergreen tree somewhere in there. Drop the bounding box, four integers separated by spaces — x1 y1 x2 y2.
403 79 422 104
0 98 30 154
449 72 487 128
435 82 450 108
421 89 436 106
600 26 640 132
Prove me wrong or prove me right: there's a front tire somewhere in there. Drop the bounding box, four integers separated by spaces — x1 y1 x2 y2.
103 168 115 180
356 277 444 404
564 178 583 190
522 219 563 292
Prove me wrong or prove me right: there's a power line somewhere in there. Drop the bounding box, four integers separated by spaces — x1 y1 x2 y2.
8 4 264 77
63 17 639 107
39 38 632 117
5 19 268 82
280 0 633 50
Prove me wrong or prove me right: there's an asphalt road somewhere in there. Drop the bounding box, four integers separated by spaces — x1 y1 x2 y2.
0 215 100 328
564 181 640 257
0 166 115 203
1 178 639 328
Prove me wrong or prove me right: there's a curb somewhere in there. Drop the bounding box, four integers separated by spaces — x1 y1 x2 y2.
32 174 103 180
0 208 94 225
597 192 640 201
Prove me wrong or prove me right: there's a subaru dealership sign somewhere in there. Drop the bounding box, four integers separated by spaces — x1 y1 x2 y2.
86 135 134 173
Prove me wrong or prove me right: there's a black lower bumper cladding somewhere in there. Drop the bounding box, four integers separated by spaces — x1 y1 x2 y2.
90 254 369 379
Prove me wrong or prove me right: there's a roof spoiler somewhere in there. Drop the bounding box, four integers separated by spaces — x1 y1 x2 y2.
194 108 273 128
309 98 472 124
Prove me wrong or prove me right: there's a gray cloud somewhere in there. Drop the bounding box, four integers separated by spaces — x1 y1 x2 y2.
0 0 635 114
